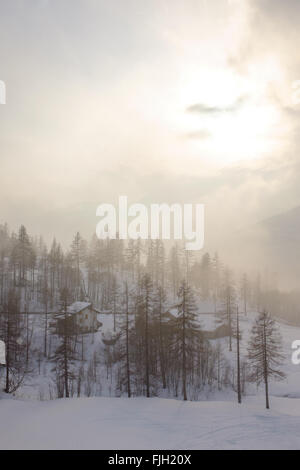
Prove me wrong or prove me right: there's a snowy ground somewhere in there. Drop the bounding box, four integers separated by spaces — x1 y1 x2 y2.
0 395 300 449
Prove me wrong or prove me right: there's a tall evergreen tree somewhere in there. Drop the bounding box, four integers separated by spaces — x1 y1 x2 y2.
1 289 28 393
248 310 285 409
174 280 200 401
70 232 86 299
52 287 78 398
115 282 133 397
153 284 167 389
137 273 154 397
219 267 236 352
236 306 242 404
240 273 249 316
14 225 33 284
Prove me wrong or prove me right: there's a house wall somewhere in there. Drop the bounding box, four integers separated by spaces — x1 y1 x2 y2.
75 307 98 331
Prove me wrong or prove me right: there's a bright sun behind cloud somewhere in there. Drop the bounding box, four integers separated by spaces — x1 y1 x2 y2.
199 103 281 164
174 61 285 166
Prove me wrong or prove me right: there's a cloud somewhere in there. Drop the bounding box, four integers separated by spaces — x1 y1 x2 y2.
186 95 248 114
1 0 300 252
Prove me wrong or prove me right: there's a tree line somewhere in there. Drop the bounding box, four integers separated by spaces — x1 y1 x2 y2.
0 223 287 408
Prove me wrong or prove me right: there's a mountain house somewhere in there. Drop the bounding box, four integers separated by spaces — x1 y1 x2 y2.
55 301 102 335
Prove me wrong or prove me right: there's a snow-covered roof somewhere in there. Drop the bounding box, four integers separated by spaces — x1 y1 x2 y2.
67 301 92 314
93 307 102 314
66 303 114 316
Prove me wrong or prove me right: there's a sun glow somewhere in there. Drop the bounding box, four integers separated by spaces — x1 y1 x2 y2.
199 103 280 164
175 64 284 166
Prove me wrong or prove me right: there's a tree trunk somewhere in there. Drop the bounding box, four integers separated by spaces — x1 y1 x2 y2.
44 308 48 357
125 283 131 398
64 308 69 398
5 311 10 393
263 319 269 409
236 307 241 404
145 291 150 398
182 290 187 401
158 290 166 389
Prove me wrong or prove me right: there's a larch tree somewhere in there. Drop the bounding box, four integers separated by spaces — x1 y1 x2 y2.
70 232 86 299
1 289 28 393
211 252 221 314
153 284 167 389
14 225 32 285
240 273 249 316
168 244 181 300
236 306 242 404
52 287 78 398
115 282 133 397
137 273 154 398
174 280 200 401
247 310 285 409
219 267 236 352
199 252 211 300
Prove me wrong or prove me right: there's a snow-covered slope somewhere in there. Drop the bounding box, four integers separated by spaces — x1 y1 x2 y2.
0 395 300 450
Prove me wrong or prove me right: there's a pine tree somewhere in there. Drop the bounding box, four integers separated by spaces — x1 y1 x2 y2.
111 276 120 332
1 289 28 393
219 267 236 352
247 310 285 409
240 273 249 315
42 282 49 357
153 240 165 288
211 252 221 313
200 252 211 300
125 239 137 280
52 287 78 398
168 244 181 300
174 280 200 401
153 284 167 389
14 225 33 285
70 232 86 299
115 282 133 397
124 282 132 397
236 306 242 404
137 273 154 397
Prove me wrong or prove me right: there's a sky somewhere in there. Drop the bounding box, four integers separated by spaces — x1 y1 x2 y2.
0 0 300 247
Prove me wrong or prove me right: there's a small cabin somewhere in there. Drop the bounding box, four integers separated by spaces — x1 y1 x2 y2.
55 301 102 335
202 323 230 340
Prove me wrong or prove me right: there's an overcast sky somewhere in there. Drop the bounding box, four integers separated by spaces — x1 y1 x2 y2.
0 0 300 246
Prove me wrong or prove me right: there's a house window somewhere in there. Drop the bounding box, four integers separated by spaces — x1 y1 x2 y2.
85 314 88 319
